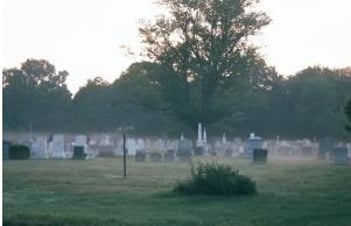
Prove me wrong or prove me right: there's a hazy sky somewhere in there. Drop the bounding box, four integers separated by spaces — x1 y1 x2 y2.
3 0 351 94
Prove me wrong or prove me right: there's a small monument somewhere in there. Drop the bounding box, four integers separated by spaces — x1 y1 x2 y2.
195 123 206 156
126 138 137 156
177 134 192 161
243 133 262 158
72 135 88 159
253 149 268 164
49 134 66 158
318 137 334 160
333 147 349 165
31 136 49 159
3 140 11 160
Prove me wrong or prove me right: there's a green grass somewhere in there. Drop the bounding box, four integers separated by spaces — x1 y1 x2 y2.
3 157 351 226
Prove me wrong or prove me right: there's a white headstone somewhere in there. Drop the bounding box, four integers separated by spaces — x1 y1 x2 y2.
31 136 48 159
137 138 145 152
75 135 87 147
50 134 66 158
100 135 112 146
197 122 204 147
222 133 227 144
126 138 137 155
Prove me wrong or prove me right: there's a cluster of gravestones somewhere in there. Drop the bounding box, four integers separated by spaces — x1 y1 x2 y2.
3 133 350 165
134 139 193 163
2 134 90 160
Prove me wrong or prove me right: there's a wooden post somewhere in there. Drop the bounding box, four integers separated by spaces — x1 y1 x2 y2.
123 128 127 178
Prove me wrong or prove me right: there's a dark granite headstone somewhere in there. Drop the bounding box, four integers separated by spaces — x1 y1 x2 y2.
301 147 313 157
97 145 115 157
150 152 162 162
194 146 204 156
72 146 86 160
333 147 349 165
177 139 192 162
9 144 30 160
243 137 262 158
253 149 268 164
318 137 334 160
164 149 175 162
225 148 233 157
3 140 11 160
135 151 146 162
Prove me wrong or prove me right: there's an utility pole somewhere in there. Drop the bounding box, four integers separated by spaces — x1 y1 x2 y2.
118 126 133 179
123 128 127 179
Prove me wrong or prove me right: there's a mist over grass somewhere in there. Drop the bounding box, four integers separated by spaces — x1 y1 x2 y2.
3 157 351 226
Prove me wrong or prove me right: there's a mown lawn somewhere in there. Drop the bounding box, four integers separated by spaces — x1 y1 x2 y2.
3 157 351 226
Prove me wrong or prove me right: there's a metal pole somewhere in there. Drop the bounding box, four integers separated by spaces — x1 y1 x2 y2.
123 128 127 178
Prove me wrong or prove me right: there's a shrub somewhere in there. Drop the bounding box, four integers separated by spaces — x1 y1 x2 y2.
174 162 256 196
9 144 31 160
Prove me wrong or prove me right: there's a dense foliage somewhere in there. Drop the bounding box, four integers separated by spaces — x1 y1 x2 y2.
3 59 351 139
139 0 270 125
174 162 256 195
9 144 31 160
3 59 71 131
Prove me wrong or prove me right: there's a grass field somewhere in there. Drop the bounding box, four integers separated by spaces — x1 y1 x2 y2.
3 157 351 226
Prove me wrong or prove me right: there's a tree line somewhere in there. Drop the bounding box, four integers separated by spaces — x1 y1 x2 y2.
3 0 351 139
3 59 351 139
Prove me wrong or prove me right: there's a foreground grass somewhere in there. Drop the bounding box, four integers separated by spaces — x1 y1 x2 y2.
3 157 351 226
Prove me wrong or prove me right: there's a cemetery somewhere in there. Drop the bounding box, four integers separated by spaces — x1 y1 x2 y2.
3 124 350 164
3 0 351 224
3 124 351 225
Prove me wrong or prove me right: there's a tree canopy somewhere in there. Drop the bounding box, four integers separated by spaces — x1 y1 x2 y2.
3 59 351 139
3 59 72 131
139 0 270 125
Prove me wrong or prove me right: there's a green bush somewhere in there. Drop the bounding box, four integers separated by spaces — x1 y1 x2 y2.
9 144 31 160
174 162 256 196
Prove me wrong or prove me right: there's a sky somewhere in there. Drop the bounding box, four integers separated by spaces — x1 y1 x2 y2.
3 0 351 94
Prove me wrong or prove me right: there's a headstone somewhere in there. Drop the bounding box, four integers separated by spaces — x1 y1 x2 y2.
253 149 268 164
3 140 11 160
177 139 192 161
72 146 86 160
301 146 313 157
98 145 115 157
154 139 165 152
126 138 137 156
243 133 262 158
31 136 49 159
75 135 88 148
194 146 204 156
49 135 66 158
225 148 233 157
150 152 162 162
136 138 145 153
74 135 92 158
197 123 204 147
9 144 31 160
318 137 334 160
333 147 349 165
164 149 175 162
99 135 112 146
135 151 146 162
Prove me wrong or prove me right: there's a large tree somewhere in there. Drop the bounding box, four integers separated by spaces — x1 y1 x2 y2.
3 59 72 131
139 0 270 125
